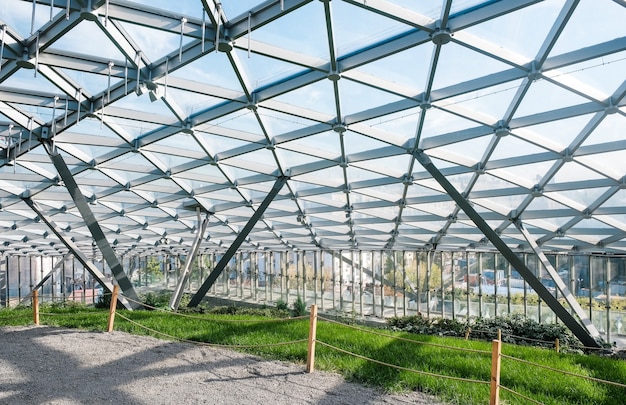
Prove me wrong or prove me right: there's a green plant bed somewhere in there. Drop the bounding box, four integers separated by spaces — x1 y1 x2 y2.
388 313 584 350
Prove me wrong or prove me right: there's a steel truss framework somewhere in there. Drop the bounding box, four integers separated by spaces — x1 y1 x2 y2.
0 0 625 342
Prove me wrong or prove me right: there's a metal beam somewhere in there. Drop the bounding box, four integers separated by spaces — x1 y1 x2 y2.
43 142 141 309
413 150 602 348
21 197 133 310
188 175 289 307
169 210 210 310
514 220 600 337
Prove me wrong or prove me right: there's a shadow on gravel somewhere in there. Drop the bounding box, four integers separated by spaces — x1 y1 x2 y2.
0 326 439 405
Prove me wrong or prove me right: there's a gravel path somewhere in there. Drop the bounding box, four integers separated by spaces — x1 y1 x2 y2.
0 326 444 405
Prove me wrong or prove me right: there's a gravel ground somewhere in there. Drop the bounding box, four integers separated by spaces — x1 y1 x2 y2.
0 326 444 405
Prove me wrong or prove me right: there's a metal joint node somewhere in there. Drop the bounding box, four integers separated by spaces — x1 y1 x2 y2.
327 71 341 81
333 123 347 133
531 185 543 197
494 125 510 137
562 149 574 162
430 28 452 45
528 62 542 81
605 100 618 115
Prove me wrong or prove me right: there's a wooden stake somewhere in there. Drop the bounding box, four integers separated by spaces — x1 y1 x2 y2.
497 328 501 341
106 285 119 332
306 304 318 373
490 339 502 405
464 327 471 340
555 338 560 353
33 289 39 325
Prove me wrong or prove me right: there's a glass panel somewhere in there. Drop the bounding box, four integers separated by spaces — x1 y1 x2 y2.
550 0 626 55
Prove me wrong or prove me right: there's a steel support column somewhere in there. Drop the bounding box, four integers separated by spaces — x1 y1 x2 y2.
43 143 141 309
188 175 289 307
414 151 601 348
169 210 210 310
514 220 600 337
22 197 135 309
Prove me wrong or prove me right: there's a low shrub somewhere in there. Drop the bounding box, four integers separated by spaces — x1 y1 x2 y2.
292 295 307 317
388 313 581 350
140 290 173 309
196 304 290 318
94 292 112 309
275 299 289 311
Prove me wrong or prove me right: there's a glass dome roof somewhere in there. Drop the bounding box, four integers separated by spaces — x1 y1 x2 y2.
1 0 625 257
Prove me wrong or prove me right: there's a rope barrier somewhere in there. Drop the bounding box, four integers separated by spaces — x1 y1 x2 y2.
468 328 557 345
578 344 612 352
505 334 557 344
38 311 98 317
172 311 309 323
319 315 491 355
315 340 490 386
121 294 309 323
501 353 626 388
499 384 544 405
19 293 98 301
115 312 308 349
0 314 31 321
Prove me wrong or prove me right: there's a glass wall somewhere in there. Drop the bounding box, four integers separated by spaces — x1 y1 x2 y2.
3 250 626 343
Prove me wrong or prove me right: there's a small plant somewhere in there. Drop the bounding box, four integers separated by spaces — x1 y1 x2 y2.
329 309 358 325
94 292 112 309
209 305 239 315
291 295 307 317
141 292 159 309
275 299 289 311
138 290 177 309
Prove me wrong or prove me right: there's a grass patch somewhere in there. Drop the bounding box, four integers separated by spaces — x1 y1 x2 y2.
1 305 624 405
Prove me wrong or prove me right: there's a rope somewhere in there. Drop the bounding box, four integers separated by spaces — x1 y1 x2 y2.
0 314 31 321
115 312 308 349
501 354 626 388
26 293 98 300
121 294 308 323
316 340 489 386
38 311 97 317
468 328 556 345
319 316 490 355
506 334 556 344
171 311 308 323
578 344 611 352
499 385 545 405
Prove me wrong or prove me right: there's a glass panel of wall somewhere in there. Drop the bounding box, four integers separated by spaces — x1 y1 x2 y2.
591 255 607 335
608 256 626 341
